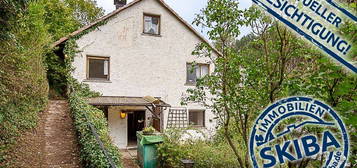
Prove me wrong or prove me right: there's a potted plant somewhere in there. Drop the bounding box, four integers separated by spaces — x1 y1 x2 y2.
142 126 156 135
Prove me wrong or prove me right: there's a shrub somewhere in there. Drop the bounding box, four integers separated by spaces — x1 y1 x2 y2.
157 129 238 168
0 0 49 163
68 90 122 168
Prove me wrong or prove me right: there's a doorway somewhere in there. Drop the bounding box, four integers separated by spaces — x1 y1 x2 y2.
127 111 145 147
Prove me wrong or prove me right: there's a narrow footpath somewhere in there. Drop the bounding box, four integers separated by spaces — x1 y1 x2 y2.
43 100 82 168
4 100 82 168
121 149 140 168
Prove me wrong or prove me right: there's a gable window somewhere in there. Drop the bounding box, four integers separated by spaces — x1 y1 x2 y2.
87 56 110 81
189 110 205 127
143 14 160 35
186 63 209 84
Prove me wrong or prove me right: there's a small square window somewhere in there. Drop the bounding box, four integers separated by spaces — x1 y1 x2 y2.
189 110 205 127
186 63 209 84
87 56 110 81
143 14 160 35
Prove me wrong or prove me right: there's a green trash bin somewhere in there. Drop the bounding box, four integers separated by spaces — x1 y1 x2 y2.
137 131 163 168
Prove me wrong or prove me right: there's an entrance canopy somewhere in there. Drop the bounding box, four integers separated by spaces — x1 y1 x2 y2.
87 96 170 132
87 96 171 107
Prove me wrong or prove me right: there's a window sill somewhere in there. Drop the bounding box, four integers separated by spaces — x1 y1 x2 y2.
83 79 112 83
141 33 162 37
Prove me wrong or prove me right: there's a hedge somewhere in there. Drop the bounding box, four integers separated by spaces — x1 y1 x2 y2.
68 90 122 168
0 1 50 164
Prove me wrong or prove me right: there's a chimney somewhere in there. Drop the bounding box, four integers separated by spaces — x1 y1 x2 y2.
114 0 127 9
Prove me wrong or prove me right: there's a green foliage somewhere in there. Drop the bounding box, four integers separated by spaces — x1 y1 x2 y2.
65 29 119 168
41 0 80 40
0 0 29 39
41 0 104 41
64 0 104 25
193 0 244 42
188 1 264 167
279 2 357 165
69 78 101 98
142 126 156 135
287 55 357 166
341 20 357 61
338 0 356 62
0 0 104 163
68 91 122 168
187 1 356 168
64 38 101 97
0 0 49 163
42 0 104 96
157 129 238 168
0 0 107 165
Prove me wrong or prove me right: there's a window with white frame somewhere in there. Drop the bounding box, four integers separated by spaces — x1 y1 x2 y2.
143 14 160 35
186 63 209 84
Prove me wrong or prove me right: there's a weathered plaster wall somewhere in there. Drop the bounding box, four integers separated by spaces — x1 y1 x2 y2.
72 0 218 148
108 107 127 148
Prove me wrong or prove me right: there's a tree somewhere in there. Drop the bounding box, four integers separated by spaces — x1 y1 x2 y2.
42 0 104 96
64 0 104 25
186 1 346 167
40 0 104 41
186 0 254 167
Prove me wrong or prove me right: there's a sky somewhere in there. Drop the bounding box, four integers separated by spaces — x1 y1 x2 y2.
96 0 252 39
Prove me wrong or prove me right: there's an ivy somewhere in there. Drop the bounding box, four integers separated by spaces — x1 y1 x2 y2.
64 31 121 168
65 39 121 167
68 91 122 168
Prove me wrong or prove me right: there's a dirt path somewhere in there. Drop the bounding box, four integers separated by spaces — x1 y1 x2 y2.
120 149 139 168
43 100 82 168
4 100 82 168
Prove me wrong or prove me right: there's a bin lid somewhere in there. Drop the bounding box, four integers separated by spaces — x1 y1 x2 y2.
137 132 164 145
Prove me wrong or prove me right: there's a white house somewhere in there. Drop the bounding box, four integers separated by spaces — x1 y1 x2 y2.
54 0 219 149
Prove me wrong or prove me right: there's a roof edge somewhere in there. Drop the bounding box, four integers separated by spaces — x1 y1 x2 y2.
52 0 221 56
51 0 143 47
156 0 221 55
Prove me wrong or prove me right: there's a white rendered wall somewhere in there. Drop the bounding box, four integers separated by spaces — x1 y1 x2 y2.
71 0 218 148
108 107 127 148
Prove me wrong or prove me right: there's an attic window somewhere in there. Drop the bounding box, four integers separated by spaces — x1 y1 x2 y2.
143 14 160 35
87 56 110 81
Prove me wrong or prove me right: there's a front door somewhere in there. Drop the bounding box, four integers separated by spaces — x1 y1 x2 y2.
127 111 145 146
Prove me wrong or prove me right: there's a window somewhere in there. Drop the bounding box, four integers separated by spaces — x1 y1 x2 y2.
186 63 209 84
189 110 205 127
143 14 160 35
87 56 110 81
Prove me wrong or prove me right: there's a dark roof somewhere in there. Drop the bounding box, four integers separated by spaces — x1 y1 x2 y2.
52 0 221 55
87 96 171 107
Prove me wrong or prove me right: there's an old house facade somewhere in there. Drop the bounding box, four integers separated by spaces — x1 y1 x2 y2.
54 0 218 149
